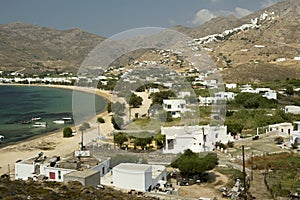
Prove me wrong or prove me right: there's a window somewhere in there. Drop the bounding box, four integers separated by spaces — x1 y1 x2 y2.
167 104 171 109
58 171 61 180
49 172 55 180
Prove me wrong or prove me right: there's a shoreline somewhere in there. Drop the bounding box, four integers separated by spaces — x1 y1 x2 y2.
0 83 114 176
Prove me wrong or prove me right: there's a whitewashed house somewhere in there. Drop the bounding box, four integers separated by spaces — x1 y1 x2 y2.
15 151 110 183
163 99 190 118
285 106 300 115
112 163 167 192
214 92 235 101
198 96 218 106
290 122 300 145
161 125 233 154
262 90 277 100
178 91 191 98
225 83 237 89
268 122 293 135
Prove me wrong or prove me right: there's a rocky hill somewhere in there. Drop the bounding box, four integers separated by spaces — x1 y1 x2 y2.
0 22 105 74
0 0 299 82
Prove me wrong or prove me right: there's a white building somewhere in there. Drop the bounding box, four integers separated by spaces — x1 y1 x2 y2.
178 91 191 98
198 96 218 106
112 163 167 192
285 105 300 115
214 92 235 101
64 169 100 187
225 83 237 89
262 91 277 100
161 125 233 154
268 122 293 135
290 122 300 145
163 99 190 118
15 151 110 183
148 88 160 94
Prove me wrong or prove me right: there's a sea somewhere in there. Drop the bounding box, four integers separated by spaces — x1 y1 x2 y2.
0 85 107 146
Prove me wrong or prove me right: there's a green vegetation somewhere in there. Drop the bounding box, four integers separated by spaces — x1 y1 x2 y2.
133 137 152 150
231 93 277 109
111 102 126 116
97 117 105 124
63 127 73 138
135 83 167 92
106 102 112 113
154 133 165 148
129 93 143 108
81 122 91 129
224 109 293 136
250 153 300 198
274 136 284 144
111 115 124 130
150 90 175 105
0 178 151 200
113 132 128 148
171 149 218 177
215 167 244 188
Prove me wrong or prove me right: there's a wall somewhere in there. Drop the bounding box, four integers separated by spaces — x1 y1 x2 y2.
43 167 75 182
15 163 35 180
64 171 100 187
113 167 152 192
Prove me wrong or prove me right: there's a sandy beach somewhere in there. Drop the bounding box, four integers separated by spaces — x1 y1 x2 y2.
0 84 114 176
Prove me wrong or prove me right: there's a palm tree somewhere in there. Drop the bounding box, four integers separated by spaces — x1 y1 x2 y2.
97 117 105 136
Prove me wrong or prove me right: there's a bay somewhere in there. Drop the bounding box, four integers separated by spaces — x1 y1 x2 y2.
0 85 107 145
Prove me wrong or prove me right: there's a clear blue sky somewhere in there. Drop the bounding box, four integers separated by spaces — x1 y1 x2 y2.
0 0 281 37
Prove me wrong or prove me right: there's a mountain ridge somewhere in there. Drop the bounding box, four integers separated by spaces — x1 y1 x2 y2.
0 0 299 82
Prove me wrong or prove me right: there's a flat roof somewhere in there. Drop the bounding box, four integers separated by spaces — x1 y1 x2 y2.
64 169 98 178
113 163 152 173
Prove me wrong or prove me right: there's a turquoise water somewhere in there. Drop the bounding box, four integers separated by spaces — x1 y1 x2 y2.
0 85 107 145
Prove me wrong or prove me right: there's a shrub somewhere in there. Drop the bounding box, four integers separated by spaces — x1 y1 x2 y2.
274 136 284 144
82 122 90 129
63 127 73 138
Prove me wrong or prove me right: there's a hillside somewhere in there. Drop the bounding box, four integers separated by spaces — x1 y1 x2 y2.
0 22 105 74
0 0 299 82
179 0 300 82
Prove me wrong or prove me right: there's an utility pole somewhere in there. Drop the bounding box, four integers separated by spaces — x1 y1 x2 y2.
7 164 10 180
242 145 247 199
251 152 254 181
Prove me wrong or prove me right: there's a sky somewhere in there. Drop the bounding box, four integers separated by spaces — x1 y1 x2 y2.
0 0 282 37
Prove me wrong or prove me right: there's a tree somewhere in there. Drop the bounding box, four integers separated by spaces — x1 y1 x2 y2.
274 136 284 144
133 137 152 149
171 149 218 177
112 102 126 116
286 85 294 96
63 127 73 138
129 93 143 108
226 123 244 135
111 115 124 130
107 102 112 113
97 117 105 135
151 90 176 105
113 132 128 148
82 122 90 129
154 133 165 148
